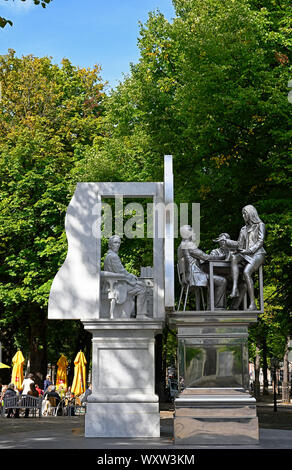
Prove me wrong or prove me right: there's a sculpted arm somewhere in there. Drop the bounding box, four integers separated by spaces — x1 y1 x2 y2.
225 230 245 251
188 247 211 262
209 249 225 260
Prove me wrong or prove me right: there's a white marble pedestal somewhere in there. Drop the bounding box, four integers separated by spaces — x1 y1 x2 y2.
83 319 163 438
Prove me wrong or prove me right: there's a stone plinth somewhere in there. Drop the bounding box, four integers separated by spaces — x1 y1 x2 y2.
83 319 163 438
168 310 259 445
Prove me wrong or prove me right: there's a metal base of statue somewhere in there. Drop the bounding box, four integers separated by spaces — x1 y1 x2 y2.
174 388 258 445
169 309 259 445
83 319 163 438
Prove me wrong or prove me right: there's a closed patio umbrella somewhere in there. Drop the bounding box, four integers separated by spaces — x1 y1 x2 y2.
71 351 87 396
56 354 68 391
11 351 25 391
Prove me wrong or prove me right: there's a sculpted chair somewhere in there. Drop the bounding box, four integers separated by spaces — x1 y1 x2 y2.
176 256 206 311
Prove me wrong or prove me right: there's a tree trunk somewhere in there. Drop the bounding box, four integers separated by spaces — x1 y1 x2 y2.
28 310 48 386
282 335 290 403
262 337 269 395
254 344 261 400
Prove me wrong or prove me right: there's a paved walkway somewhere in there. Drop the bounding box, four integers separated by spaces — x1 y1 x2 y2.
0 403 292 450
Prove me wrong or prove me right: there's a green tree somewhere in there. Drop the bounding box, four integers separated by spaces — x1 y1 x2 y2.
0 50 104 382
0 0 52 28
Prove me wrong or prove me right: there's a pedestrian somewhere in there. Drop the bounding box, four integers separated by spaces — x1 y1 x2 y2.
22 373 34 395
24 382 39 418
65 386 73 399
0 385 8 403
43 374 52 393
57 384 66 399
4 383 19 418
35 383 43 396
81 384 92 404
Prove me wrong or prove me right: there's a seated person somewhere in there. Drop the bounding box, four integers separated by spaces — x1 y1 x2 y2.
210 233 232 260
24 382 39 418
222 205 266 310
178 225 227 309
103 235 147 317
43 385 61 415
4 383 19 418
210 233 247 310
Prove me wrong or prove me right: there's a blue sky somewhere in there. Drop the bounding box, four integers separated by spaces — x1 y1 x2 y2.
0 0 175 90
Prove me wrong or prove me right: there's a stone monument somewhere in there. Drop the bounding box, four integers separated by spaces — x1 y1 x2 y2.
48 155 175 437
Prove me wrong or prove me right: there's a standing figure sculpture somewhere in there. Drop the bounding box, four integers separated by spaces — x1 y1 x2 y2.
103 235 148 317
224 205 265 310
178 225 227 309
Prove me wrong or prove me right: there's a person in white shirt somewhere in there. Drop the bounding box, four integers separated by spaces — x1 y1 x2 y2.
22 373 34 395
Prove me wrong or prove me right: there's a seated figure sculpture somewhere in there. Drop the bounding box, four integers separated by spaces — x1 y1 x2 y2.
178 225 227 309
210 233 247 310
102 235 148 318
222 204 266 311
210 233 232 261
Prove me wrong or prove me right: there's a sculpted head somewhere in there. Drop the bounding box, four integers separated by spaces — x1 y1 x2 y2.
180 225 193 240
242 205 261 225
213 232 230 247
108 235 121 253
180 225 197 249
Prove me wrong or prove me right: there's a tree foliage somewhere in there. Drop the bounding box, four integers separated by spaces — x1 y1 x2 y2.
0 50 104 380
0 0 52 29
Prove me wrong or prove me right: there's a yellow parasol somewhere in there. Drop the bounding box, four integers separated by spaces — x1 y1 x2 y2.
11 351 25 391
0 362 11 369
71 351 87 396
56 354 68 391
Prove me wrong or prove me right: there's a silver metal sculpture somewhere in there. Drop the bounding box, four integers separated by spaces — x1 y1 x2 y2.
223 205 266 310
210 233 232 260
178 225 227 309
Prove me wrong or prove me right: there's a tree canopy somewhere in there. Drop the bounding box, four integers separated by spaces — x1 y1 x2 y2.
0 0 291 388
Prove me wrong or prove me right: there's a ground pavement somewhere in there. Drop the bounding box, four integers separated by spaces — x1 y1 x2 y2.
0 398 291 451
